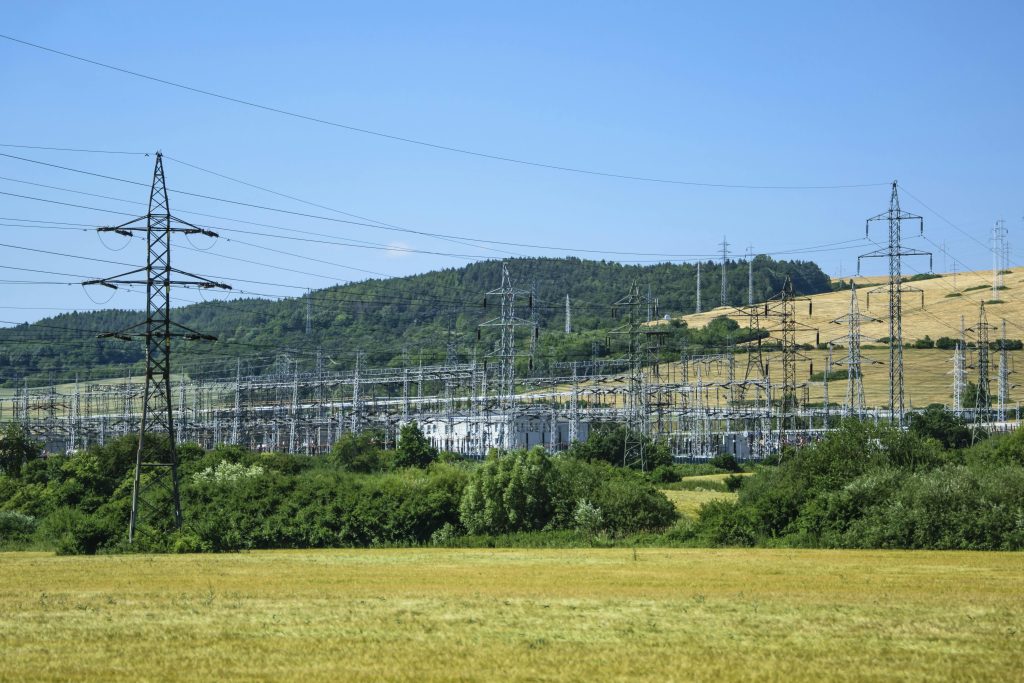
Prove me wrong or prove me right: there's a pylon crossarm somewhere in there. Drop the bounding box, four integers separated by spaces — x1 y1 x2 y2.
168 267 232 289
97 217 148 233
168 216 219 237
82 267 148 287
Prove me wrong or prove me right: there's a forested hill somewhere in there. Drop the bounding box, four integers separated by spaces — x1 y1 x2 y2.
0 256 830 385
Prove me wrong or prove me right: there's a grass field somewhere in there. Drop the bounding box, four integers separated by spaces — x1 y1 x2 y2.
1 549 1021 682
659 488 735 517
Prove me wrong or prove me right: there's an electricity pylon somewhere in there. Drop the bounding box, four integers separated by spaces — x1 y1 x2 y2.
610 281 649 470
478 263 533 450
858 180 931 426
84 152 230 543
830 283 879 417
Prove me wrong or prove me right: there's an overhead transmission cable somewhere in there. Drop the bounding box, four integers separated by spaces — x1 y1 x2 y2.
0 34 886 190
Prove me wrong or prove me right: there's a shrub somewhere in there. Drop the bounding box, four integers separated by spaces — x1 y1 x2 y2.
0 510 36 546
649 465 680 484
709 454 743 473
394 422 438 468
572 500 605 536
460 447 555 535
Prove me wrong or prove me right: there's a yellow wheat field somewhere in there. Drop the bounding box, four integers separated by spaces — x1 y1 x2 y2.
1 548 1021 682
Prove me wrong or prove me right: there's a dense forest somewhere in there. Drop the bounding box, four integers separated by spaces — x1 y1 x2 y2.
0 255 831 386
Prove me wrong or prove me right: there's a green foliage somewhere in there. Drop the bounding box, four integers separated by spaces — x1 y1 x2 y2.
572 499 605 537
0 511 36 547
394 422 438 469
0 256 833 386
460 447 555 535
328 431 386 473
913 335 935 349
709 453 743 473
689 420 1024 550
649 465 680 484
909 405 972 450
565 423 671 470
459 448 677 537
0 423 42 477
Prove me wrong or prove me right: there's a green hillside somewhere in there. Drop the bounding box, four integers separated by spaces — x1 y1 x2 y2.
0 256 830 386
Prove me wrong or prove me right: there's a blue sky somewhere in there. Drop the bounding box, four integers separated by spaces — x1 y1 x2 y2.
0 1 1021 322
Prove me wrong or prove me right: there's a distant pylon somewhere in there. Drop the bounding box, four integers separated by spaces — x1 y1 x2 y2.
858 181 932 426
997 319 1009 423
952 315 966 415
831 283 877 417
565 294 572 334
696 262 702 313
83 151 230 543
746 246 754 307
720 236 730 307
992 219 1008 298
305 289 313 336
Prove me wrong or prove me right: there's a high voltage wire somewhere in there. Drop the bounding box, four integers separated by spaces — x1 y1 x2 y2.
0 153 887 265
0 180 874 269
0 152 774 259
0 35 887 190
0 143 149 155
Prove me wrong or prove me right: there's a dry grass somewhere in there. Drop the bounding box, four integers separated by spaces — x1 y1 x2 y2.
1 549 1021 682
659 488 735 518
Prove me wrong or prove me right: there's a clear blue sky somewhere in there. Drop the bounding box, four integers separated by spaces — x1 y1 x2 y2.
1 1 1021 323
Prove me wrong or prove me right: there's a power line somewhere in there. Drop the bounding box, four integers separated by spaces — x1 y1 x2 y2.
0 35 887 190
0 154 882 261
0 143 149 155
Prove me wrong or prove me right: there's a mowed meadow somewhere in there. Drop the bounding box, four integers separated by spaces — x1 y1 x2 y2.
1 548 1021 683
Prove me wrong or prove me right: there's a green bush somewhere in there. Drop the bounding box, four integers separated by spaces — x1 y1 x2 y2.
0 510 36 547
709 454 743 473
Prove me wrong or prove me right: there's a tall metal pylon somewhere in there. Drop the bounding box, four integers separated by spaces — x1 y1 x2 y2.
830 283 878 417
992 219 1008 298
610 281 649 469
746 246 754 307
84 152 230 542
695 262 702 314
967 302 996 413
564 294 572 334
858 180 931 426
952 315 966 415
478 263 533 450
305 289 313 336
997 319 1010 423
720 236 730 307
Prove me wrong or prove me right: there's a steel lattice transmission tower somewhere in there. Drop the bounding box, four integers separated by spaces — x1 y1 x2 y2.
968 301 996 414
720 236 730 307
478 263 533 450
84 152 230 542
695 262 702 313
746 246 755 307
610 282 649 470
830 283 878 417
997 319 1010 423
992 219 1009 298
858 181 931 425
952 315 966 415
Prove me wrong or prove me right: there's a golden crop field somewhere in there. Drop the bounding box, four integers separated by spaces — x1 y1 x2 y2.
1 549 1021 682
